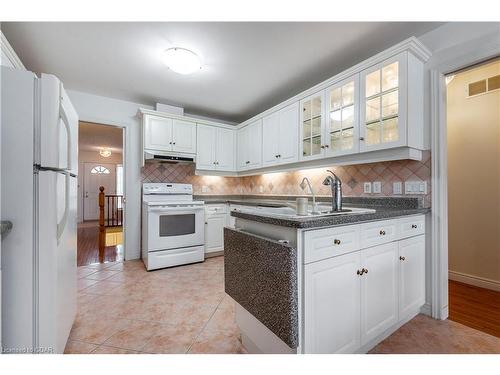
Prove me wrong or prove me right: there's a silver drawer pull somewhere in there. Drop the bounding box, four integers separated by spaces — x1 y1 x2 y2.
400 256 406 261
411 224 418 229
379 230 386 236
333 239 341 245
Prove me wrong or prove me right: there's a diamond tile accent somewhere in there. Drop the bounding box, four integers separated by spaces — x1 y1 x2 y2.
141 151 431 206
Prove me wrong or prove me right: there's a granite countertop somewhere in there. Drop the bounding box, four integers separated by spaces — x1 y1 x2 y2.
195 194 430 229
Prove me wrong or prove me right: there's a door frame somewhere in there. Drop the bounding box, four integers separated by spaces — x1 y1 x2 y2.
78 120 127 260
429 34 500 320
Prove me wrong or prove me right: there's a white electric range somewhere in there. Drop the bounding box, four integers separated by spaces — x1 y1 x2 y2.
142 183 205 270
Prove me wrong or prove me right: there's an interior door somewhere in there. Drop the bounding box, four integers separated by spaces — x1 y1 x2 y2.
172 119 197 154
83 163 116 221
216 128 235 171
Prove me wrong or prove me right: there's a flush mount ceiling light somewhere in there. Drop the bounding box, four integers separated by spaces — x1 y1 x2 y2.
162 47 202 75
99 148 112 158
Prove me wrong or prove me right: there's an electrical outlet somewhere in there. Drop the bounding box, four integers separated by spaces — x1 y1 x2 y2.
404 181 427 195
363 182 372 194
201 185 209 193
393 181 402 195
372 181 382 194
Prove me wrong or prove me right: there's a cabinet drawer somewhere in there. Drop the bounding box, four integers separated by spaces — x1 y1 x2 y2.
304 225 360 264
360 219 398 248
205 204 227 215
398 215 425 239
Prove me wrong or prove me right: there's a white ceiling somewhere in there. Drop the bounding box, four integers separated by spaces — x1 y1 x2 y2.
3 22 443 123
79 121 123 153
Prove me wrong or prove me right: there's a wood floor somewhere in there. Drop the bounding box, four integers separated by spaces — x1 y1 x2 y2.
448 280 500 338
77 221 124 266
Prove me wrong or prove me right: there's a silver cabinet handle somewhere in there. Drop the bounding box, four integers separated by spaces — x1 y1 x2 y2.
1 221 13 237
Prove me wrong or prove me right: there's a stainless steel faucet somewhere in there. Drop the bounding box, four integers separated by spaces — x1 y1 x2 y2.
322 170 342 212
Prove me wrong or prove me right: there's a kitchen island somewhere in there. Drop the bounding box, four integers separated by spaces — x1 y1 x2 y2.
223 197 430 354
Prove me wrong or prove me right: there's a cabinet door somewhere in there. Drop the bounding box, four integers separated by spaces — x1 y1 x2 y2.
216 128 235 171
360 52 407 152
237 126 248 170
196 125 216 170
144 115 173 151
247 119 262 169
300 91 325 161
262 111 280 167
325 75 359 156
278 102 299 164
205 214 225 254
172 119 197 154
304 252 361 353
399 235 425 318
360 242 398 345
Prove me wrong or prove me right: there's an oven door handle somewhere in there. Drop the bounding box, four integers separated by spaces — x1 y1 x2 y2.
148 206 205 212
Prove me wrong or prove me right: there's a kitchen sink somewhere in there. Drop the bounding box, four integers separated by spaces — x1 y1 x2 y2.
236 204 375 219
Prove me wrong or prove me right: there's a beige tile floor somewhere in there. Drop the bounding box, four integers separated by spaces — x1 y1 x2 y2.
67 256 500 354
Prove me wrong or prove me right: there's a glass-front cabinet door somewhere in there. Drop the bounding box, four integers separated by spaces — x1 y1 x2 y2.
325 75 359 156
300 92 325 160
360 53 407 152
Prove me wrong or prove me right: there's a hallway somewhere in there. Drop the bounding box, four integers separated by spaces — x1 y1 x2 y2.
77 221 124 266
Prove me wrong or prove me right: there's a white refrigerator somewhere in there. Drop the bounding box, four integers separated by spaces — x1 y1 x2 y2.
1 66 78 353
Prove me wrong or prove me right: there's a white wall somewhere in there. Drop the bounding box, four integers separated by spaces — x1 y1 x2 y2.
67 90 153 260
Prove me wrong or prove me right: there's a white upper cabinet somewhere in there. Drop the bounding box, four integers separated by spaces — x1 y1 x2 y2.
143 115 196 154
359 52 423 152
262 102 299 167
238 120 262 171
196 125 235 171
144 115 173 152
325 75 360 156
172 119 197 154
300 92 326 161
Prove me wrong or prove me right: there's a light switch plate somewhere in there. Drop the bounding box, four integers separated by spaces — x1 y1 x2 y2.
364 182 372 194
393 181 402 195
404 181 427 195
372 181 382 194
201 185 209 193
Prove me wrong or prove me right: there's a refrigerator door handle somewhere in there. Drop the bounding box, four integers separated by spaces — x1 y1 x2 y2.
59 90 73 172
57 172 70 243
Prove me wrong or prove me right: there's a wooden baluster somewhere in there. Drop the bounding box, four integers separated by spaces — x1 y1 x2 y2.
98 186 105 263
112 196 115 227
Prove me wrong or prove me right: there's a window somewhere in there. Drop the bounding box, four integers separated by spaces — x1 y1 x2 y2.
90 165 110 174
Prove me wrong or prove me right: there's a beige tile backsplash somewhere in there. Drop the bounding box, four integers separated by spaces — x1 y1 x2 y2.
141 151 431 206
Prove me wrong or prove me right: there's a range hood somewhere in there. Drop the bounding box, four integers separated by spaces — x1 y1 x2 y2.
144 150 195 164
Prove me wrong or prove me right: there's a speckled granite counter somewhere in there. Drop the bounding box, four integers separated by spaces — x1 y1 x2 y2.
196 194 430 229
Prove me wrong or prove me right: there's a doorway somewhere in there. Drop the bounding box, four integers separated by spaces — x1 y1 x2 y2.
446 59 500 337
77 122 125 266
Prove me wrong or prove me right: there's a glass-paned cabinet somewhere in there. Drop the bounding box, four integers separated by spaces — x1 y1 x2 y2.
325 75 359 156
360 53 407 151
300 92 325 160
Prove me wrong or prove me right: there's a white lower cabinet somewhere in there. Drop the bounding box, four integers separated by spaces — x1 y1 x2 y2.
304 216 426 354
360 242 399 345
204 204 227 254
304 252 361 354
398 235 425 317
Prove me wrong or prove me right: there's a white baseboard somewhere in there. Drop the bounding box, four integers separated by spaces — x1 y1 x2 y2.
420 303 431 316
449 270 500 292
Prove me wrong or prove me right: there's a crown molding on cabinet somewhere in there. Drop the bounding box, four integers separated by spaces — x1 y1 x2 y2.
196 147 422 177
137 108 237 130
0 31 25 70
236 36 432 130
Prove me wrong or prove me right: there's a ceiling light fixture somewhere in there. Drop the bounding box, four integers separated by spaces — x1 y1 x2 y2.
162 47 202 75
100 148 112 158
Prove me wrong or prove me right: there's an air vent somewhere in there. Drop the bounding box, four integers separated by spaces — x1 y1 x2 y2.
468 79 487 96
488 74 500 91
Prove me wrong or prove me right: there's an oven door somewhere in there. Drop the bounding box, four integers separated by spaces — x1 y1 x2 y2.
147 205 205 251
